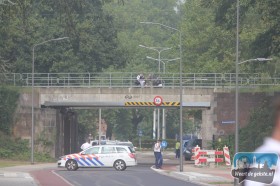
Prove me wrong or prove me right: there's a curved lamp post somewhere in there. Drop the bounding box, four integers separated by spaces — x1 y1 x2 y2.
146 56 180 73
139 45 171 73
140 21 184 172
31 37 69 164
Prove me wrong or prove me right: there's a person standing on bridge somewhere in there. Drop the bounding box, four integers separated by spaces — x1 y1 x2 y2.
139 74 145 87
81 139 91 150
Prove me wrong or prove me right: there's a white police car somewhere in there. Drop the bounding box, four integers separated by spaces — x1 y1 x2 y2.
57 145 137 171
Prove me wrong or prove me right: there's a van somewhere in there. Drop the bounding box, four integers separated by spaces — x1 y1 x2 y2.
183 139 202 161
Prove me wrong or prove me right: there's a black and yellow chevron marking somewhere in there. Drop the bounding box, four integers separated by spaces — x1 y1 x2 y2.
162 102 180 106
125 102 180 106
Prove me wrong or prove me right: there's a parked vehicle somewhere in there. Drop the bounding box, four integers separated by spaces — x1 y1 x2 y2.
183 138 202 161
58 145 137 171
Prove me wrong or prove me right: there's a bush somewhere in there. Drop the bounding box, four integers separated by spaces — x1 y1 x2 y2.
0 86 19 134
0 133 54 162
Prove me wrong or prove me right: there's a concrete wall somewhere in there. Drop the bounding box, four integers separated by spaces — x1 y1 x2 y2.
13 93 57 157
201 94 217 148
195 92 279 149
14 93 79 158
213 92 276 136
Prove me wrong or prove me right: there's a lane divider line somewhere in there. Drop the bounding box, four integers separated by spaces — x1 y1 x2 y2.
51 170 74 186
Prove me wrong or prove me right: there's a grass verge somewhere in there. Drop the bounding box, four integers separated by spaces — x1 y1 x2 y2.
0 160 29 168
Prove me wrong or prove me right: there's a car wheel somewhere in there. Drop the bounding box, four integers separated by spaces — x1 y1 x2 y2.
66 159 78 171
114 160 126 171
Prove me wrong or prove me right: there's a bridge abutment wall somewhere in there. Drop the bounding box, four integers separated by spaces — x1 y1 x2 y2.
13 92 78 158
12 88 280 156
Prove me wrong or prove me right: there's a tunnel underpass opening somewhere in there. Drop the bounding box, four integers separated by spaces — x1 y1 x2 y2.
52 105 206 158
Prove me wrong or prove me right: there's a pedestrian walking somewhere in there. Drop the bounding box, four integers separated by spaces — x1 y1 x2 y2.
81 139 91 150
175 141 180 159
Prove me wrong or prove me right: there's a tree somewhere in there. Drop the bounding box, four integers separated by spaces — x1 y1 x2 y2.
0 0 126 73
239 99 273 151
210 0 280 75
113 109 133 140
178 0 235 73
103 0 180 73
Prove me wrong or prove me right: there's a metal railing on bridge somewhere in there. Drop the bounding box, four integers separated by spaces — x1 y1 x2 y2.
1 72 279 88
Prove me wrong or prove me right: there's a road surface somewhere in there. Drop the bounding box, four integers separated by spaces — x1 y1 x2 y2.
55 165 200 186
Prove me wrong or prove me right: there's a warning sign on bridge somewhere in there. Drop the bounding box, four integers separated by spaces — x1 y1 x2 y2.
153 96 163 106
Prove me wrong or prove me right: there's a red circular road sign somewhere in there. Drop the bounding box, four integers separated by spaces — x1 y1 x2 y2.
154 96 163 106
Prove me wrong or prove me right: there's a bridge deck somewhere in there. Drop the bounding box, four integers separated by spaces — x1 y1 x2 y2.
42 101 211 108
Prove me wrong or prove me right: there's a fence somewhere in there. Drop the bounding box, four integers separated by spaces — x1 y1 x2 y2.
1 72 280 88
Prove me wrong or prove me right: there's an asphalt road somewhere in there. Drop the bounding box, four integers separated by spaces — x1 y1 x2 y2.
55 165 200 186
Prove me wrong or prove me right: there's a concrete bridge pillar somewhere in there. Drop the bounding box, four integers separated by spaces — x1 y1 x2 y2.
201 95 217 149
55 109 78 158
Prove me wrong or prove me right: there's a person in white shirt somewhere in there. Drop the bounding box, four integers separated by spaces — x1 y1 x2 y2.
81 139 91 150
245 103 280 186
154 140 162 169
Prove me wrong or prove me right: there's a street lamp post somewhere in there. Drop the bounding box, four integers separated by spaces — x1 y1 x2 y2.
139 45 171 73
140 21 183 172
235 0 240 161
31 37 69 164
146 56 180 73
235 57 272 162
139 45 171 141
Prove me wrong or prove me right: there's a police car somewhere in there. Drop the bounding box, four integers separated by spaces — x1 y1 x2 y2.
57 145 137 171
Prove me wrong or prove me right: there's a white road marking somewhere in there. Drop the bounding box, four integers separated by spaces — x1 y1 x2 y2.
51 170 74 186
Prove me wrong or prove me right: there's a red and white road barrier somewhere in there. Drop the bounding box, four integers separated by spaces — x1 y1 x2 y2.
191 145 231 166
192 145 200 165
223 146 231 166
196 150 224 165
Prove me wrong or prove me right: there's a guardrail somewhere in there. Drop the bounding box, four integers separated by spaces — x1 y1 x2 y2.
1 72 279 88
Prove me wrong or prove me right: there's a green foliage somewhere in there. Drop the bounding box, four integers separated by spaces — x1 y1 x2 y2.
180 1 235 73
103 0 180 73
113 109 133 140
0 86 19 134
217 99 274 158
0 133 54 162
211 135 235 159
0 0 126 73
211 0 279 75
77 109 98 143
239 99 274 151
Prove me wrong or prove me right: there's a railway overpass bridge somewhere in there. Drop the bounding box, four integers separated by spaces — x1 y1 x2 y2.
3 72 279 157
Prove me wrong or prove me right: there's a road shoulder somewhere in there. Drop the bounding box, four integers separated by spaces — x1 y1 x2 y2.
0 163 72 186
150 165 233 186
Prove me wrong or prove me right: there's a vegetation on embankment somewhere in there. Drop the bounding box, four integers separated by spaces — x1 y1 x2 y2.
0 86 54 162
212 98 274 158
